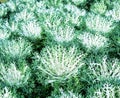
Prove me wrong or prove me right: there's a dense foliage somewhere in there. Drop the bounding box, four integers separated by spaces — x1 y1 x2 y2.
0 0 120 98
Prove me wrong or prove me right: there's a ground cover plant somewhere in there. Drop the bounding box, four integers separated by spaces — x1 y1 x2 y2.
0 0 120 98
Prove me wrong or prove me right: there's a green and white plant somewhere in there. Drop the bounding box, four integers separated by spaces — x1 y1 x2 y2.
20 20 42 40
20 0 36 3
14 9 36 23
88 83 120 98
106 2 120 22
15 0 36 11
0 0 119 97
77 32 108 50
6 21 19 33
71 0 86 5
38 7 63 29
36 44 84 83
49 25 75 43
90 1 107 14
64 3 86 26
0 38 32 61
41 8 76 42
49 89 83 98
6 0 16 12
0 3 8 17
85 13 114 33
0 29 10 40
0 87 16 98
89 56 120 82
0 63 30 87
44 0 63 7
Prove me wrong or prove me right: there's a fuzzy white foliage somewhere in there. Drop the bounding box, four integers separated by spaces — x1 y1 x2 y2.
43 8 64 28
0 39 32 60
15 0 36 11
43 8 75 42
38 4 84 28
6 0 16 12
44 0 63 6
91 1 107 14
21 0 35 3
64 4 86 25
50 89 82 98
0 20 10 40
20 20 42 39
78 32 108 49
65 4 86 16
106 2 120 22
6 21 19 33
0 3 8 17
35 1 47 15
89 57 120 82
59 89 82 98
89 83 117 98
0 29 10 40
36 0 46 7
72 0 86 5
0 87 16 98
51 25 75 42
37 45 84 83
85 13 114 33
14 9 35 22
0 63 30 87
